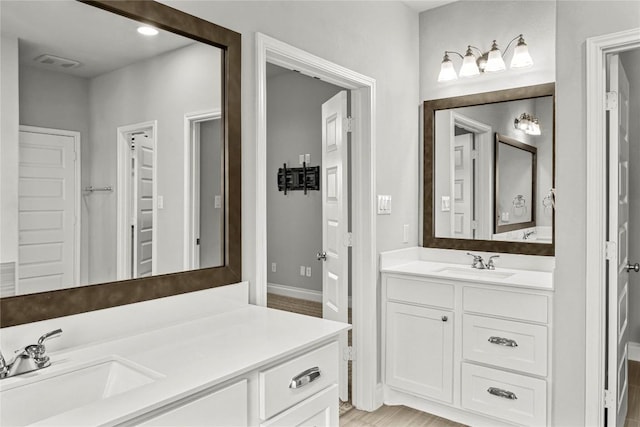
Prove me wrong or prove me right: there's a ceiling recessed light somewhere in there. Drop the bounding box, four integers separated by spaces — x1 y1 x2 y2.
137 26 159 36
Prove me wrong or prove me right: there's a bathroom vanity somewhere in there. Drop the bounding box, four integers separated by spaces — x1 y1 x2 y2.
381 248 554 427
0 283 349 426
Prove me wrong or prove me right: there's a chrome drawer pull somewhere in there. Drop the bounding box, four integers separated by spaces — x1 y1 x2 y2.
487 387 518 400
289 367 321 389
488 336 518 347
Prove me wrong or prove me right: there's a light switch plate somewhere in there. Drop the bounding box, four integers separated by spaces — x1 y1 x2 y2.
441 196 450 212
377 195 392 215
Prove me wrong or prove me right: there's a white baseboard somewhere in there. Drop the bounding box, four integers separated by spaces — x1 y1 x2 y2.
267 282 352 307
629 341 640 361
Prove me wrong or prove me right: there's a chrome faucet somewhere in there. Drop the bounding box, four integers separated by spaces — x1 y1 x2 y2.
0 329 62 379
467 252 488 269
523 230 536 240
467 253 500 270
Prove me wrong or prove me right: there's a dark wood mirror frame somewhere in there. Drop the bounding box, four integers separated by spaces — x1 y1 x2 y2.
423 83 554 256
494 133 537 234
0 0 242 327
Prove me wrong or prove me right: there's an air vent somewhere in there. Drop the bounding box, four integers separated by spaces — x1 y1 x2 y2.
33 54 81 69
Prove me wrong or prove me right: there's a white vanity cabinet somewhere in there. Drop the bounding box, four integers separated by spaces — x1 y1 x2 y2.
137 380 248 426
129 341 339 427
385 276 454 403
382 267 553 427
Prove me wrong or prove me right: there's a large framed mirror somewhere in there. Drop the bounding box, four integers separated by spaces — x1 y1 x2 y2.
0 0 241 326
423 83 554 256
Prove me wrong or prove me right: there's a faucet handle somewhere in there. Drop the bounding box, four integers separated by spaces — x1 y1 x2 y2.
487 255 500 270
38 329 62 346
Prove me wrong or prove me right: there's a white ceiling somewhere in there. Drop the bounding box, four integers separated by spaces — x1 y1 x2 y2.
402 0 457 13
0 1 197 79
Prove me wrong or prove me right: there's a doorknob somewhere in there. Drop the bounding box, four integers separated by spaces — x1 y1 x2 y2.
317 251 327 261
628 263 640 273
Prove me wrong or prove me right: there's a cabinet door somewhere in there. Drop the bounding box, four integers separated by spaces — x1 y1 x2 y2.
386 302 453 402
260 384 338 427
137 380 247 426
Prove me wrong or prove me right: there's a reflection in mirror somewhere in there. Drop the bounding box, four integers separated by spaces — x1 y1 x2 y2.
1 1 224 297
494 133 537 236
424 83 554 256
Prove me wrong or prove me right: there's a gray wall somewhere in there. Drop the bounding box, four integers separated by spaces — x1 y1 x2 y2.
88 43 221 283
555 1 640 425
266 66 342 293
166 0 421 304
199 118 223 269
19 65 91 284
622 50 640 343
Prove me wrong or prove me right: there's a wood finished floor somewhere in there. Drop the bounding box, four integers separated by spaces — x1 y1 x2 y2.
627 360 640 427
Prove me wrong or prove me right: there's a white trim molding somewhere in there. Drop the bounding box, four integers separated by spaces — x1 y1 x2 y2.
183 110 222 270
116 120 158 280
255 33 379 411
585 27 640 427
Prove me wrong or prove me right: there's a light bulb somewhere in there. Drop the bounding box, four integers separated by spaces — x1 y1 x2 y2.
437 53 458 82
510 36 533 68
137 26 159 36
484 40 506 72
459 46 480 77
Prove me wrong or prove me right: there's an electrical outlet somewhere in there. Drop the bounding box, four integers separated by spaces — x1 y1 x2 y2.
271 262 276 273
157 195 164 209
300 266 306 276
305 153 310 163
306 266 311 277
214 195 222 209
403 224 409 243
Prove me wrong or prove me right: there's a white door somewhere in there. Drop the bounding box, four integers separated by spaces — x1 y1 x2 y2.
131 132 154 278
607 53 631 427
452 133 474 238
18 128 78 294
320 91 350 401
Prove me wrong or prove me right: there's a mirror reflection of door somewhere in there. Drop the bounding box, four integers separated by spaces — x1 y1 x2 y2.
185 111 224 271
197 118 223 269
452 131 474 239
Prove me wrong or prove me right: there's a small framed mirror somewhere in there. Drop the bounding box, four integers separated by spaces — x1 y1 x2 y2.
423 83 554 256
494 133 537 235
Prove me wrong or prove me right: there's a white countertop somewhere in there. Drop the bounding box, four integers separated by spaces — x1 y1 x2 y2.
381 260 553 291
1 304 350 426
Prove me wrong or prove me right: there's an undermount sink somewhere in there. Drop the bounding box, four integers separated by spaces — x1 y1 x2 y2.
0 356 162 426
435 266 515 280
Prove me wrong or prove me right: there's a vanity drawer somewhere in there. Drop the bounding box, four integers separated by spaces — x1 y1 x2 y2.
463 314 548 376
259 341 338 420
463 287 549 323
386 275 454 308
461 363 546 427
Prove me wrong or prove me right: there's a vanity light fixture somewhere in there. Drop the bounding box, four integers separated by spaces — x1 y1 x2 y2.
514 113 541 136
437 34 533 82
137 26 159 36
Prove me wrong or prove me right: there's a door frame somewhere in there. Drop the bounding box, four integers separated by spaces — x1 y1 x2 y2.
255 33 379 411
585 27 640 426
183 110 222 270
450 113 492 240
18 125 81 288
116 120 158 280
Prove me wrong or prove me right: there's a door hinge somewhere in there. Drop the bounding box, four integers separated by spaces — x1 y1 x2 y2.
606 241 617 261
196 238 200 245
604 389 615 408
343 346 355 361
471 220 478 230
471 149 478 160
606 92 618 111
344 116 354 133
344 232 353 247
